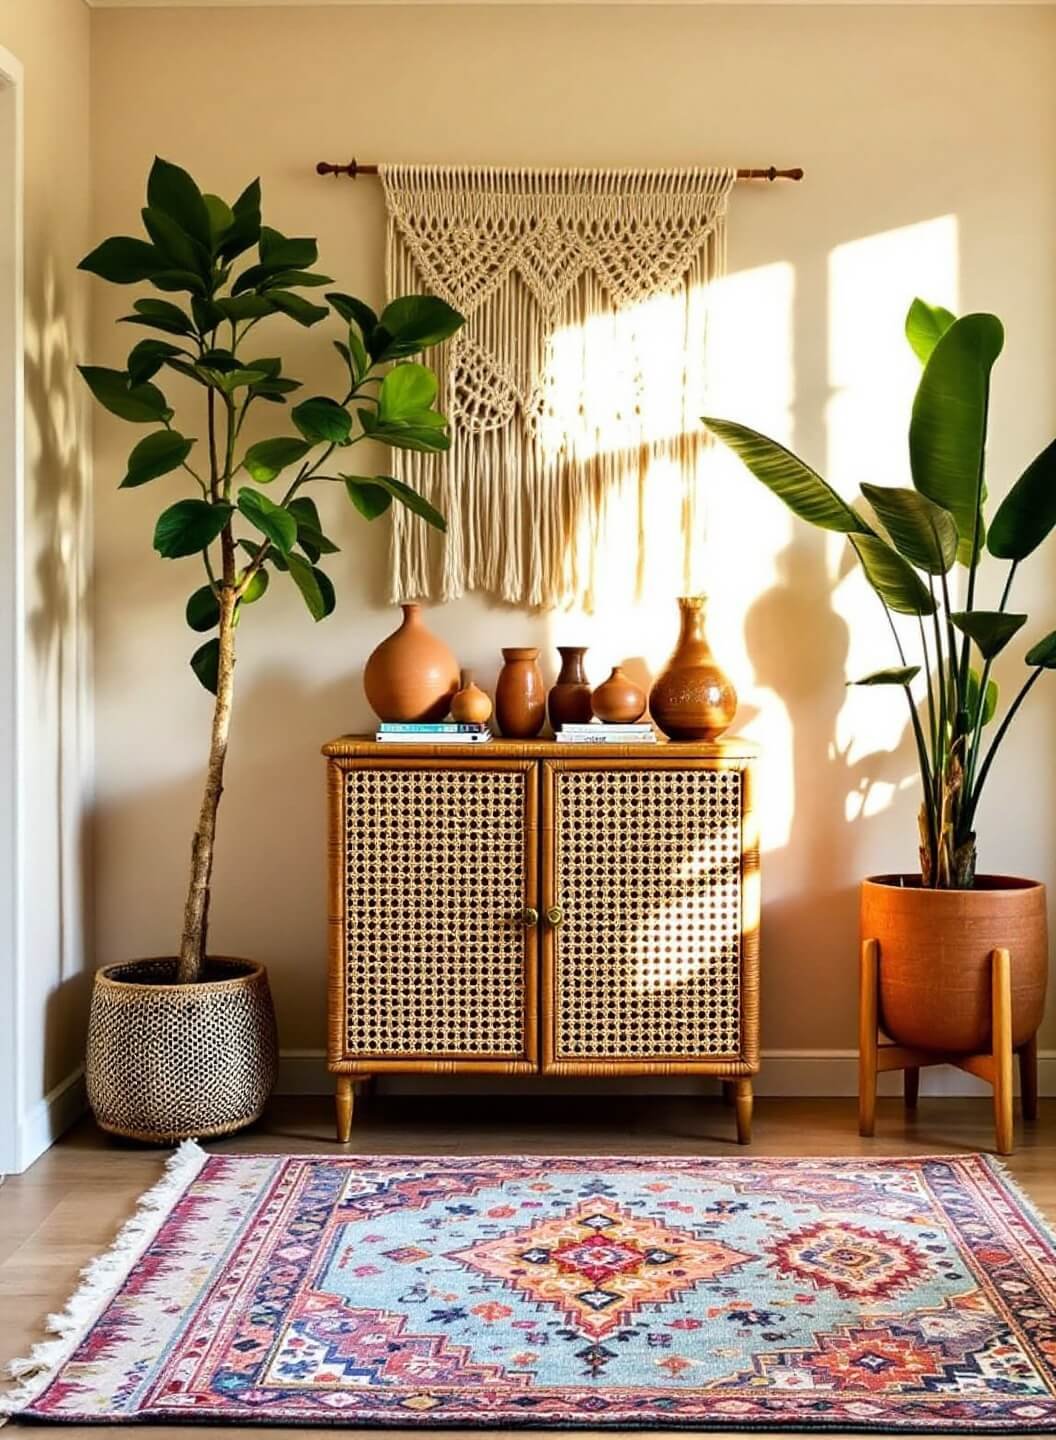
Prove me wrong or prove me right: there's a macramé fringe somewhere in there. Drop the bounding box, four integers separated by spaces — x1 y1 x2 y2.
0 1139 208 1420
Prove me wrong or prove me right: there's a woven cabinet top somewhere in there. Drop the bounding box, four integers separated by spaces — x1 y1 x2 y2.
321 735 758 760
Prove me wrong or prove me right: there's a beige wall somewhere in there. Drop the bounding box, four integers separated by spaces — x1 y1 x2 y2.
89 4 1056 1081
0 0 93 1164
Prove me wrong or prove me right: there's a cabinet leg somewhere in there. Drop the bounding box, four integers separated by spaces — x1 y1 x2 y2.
336 1075 354 1144
859 939 879 1138
904 1066 919 1111
734 1079 753 1145
991 949 1014 1156
1020 1032 1039 1122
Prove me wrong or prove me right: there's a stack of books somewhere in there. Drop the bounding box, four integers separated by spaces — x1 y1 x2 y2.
375 722 492 744
556 722 656 744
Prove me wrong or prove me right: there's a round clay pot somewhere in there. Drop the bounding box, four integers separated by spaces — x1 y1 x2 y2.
86 957 278 1143
548 646 594 731
495 647 545 738
363 602 459 723
649 595 737 741
451 669 492 725
861 875 1048 1053
592 665 647 724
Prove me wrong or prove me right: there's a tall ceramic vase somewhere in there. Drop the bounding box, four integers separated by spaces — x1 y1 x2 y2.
547 646 594 731
363 602 459 723
495 648 545 738
649 596 737 741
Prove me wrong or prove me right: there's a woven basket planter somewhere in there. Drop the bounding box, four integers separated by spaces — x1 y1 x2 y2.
86 956 278 1143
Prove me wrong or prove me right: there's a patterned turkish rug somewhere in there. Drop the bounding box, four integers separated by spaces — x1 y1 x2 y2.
5 1148 1056 1431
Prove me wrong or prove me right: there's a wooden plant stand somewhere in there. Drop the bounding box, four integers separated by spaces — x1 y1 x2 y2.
859 939 1039 1156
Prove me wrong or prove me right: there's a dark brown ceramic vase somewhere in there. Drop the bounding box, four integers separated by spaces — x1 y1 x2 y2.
363 602 459 723
861 875 1048 1053
592 666 647 724
649 596 738 741
548 646 594 731
495 647 545 738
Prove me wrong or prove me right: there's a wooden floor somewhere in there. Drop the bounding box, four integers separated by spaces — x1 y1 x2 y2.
1 1093 1053 1439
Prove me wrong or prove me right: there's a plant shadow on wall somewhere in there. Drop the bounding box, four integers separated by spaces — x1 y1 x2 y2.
23 260 93 1094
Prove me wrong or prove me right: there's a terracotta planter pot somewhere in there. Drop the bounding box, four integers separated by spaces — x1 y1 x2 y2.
363 603 459 723
861 875 1048 1053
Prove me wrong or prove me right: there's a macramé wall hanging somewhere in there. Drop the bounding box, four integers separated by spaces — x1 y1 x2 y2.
318 161 803 611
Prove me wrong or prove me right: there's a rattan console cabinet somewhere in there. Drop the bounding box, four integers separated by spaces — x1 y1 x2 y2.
323 736 759 1142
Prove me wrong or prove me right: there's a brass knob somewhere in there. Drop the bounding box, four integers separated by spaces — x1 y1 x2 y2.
521 906 539 927
546 904 565 927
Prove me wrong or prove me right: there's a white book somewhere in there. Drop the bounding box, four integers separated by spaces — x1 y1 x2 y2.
556 732 657 744
376 731 492 744
559 723 654 735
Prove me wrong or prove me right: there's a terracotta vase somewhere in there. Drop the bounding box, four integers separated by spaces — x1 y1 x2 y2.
451 669 492 725
649 596 738 741
363 602 459 723
495 647 545 738
547 646 594 731
861 875 1048 1053
592 665 647 724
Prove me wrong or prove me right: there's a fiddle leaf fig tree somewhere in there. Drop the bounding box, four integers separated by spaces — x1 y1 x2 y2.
703 298 1056 890
79 158 464 982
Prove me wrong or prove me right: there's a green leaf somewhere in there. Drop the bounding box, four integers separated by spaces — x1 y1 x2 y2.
243 436 312 484
905 298 956 365
950 610 1028 661
373 295 464 359
292 396 352 445
965 666 999 726
121 429 194 488
860 484 958 575
217 178 261 263
215 293 275 322
988 437 1056 561
267 290 328 328
702 417 872 535
286 553 334 621
127 338 184 385
259 227 318 271
342 473 446 531
237 488 297 553
192 296 225 333
364 413 451 454
203 193 235 247
141 205 210 278
325 292 378 339
1025 630 1056 668
78 235 161 285
241 567 269 604
120 298 195 336
263 270 333 290
197 365 270 395
378 362 439 422
909 312 1004 566
79 365 172 424
849 533 936 616
848 666 922 686
186 584 220 632
154 499 231 558
147 157 211 248
190 637 220 694
344 477 392 521
288 496 339 559
151 267 208 297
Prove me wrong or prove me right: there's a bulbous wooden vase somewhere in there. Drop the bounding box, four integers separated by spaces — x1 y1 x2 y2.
592 666 647 724
548 646 594 731
861 875 1048 1053
649 596 737 741
363 602 459 723
495 647 545 738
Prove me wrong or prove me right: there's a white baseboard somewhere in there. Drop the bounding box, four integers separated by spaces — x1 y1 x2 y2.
15 1066 87 1173
277 1048 1056 1099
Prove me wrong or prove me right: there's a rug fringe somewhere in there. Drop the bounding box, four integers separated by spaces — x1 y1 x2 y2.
0 1139 208 1417
981 1153 1056 1235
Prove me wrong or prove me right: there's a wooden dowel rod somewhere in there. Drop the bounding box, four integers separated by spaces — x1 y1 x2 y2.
316 160 804 183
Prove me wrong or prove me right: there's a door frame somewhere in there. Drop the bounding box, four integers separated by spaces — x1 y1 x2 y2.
0 43 25 1175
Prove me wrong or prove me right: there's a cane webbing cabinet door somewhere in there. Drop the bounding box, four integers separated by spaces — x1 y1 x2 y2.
327 756 539 1082
540 758 758 1080
323 738 759 1143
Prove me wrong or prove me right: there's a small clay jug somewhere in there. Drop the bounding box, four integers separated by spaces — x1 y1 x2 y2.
451 669 493 726
592 665 647 724
363 602 459 723
495 648 545 738
547 646 594 731
649 596 737 741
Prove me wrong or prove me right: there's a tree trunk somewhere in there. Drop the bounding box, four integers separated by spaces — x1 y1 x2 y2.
177 583 237 984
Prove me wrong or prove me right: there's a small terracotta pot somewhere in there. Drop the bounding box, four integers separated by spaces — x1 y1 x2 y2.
548 646 593 731
451 669 492 725
650 596 737 741
495 647 545 738
363 602 459 723
592 665 647 724
861 875 1048 1053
